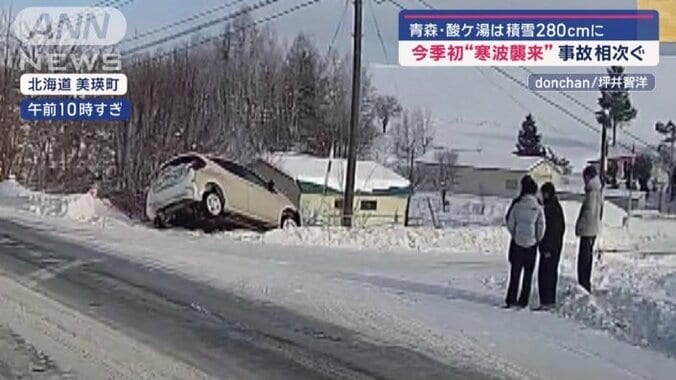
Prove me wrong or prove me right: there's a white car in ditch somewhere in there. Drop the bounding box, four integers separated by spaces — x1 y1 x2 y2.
146 153 300 230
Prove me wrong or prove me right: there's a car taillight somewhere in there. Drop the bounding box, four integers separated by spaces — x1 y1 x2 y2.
191 160 206 170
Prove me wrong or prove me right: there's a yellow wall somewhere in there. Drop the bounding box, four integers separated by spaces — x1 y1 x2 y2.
640 0 676 41
299 193 408 227
450 167 523 198
530 161 562 186
425 161 562 198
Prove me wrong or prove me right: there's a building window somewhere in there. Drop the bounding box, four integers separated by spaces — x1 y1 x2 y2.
505 179 518 190
360 200 377 211
334 198 343 209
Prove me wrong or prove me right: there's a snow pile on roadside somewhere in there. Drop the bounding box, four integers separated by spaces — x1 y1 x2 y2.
0 176 32 198
212 197 652 255
27 192 129 226
556 258 676 355
480 244 676 356
221 225 511 254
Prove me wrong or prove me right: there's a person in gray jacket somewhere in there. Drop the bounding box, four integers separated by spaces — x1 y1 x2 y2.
575 165 603 292
504 175 546 308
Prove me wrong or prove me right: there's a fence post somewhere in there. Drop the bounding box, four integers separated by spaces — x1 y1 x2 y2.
426 196 439 229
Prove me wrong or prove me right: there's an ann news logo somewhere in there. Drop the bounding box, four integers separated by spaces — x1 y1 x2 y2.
12 7 126 46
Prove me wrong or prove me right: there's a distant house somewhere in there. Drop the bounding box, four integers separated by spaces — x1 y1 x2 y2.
415 147 562 198
587 145 637 186
250 152 411 227
558 174 646 211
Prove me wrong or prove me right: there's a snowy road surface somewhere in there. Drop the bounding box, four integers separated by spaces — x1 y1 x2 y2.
0 324 73 379
0 218 501 380
0 189 676 379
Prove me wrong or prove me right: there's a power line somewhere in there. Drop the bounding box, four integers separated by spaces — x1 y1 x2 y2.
93 0 133 8
121 0 247 46
415 0 435 9
489 66 645 149
326 0 350 58
367 0 390 62
126 0 324 67
367 0 402 99
473 67 581 139
121 0 281 56
375 0 406 9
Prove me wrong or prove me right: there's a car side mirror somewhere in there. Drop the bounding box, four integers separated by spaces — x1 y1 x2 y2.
267 180 275 192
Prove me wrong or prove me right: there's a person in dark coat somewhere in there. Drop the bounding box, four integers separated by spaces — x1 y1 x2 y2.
537 182 565 310
504 175 545 308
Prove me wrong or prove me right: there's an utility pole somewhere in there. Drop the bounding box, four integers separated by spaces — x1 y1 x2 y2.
668 120 675 202
600 109 610 186
341 0 362 227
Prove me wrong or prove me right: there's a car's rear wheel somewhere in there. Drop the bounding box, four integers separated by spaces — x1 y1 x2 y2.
203 190 224 217
280 210 300 229
153 211 169 229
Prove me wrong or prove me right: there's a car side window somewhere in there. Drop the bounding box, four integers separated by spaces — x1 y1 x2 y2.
211 158 266 188
211 158 245 176
242 168 269 189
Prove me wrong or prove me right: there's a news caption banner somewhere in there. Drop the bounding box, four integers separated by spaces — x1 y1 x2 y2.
21 98 131 121
15 7 129 121
398 9 660 66
528 73 656 92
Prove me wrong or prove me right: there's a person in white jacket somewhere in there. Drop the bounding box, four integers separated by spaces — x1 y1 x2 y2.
575 165 603 292
504 175 546 308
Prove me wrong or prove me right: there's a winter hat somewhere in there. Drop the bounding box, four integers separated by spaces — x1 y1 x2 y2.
541 182 556 197
520 175 538 195
583 165 598 179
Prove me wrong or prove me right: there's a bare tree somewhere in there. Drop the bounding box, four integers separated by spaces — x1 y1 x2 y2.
432 149 457 212
1 6 400 218
392 106 433 188
374 94 402 134
0 8 23 181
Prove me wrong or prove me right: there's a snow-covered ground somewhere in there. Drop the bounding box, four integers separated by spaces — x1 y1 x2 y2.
2 178 676 379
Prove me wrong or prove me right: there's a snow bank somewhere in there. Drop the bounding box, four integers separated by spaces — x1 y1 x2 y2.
27 192 129 226
0 176 32 197
556 259 676 355
220 225 510 254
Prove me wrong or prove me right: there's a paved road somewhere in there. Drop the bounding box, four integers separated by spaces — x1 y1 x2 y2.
0 218 501 380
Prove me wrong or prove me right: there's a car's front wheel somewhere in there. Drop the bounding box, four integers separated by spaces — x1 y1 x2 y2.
280 210 300 229
203 190 224 217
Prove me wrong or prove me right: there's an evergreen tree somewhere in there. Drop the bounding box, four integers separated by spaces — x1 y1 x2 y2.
284 34 326 154
596 66 638 147
515 114 545 156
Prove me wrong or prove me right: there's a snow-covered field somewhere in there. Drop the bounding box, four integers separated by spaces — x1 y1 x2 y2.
2 178 676 379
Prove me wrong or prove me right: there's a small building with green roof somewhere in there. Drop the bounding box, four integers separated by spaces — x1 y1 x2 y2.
250 152 412 227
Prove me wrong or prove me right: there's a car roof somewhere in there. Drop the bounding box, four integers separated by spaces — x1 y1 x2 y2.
158 152 208 169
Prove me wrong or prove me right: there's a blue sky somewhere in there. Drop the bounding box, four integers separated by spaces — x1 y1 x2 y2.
3 0 674 170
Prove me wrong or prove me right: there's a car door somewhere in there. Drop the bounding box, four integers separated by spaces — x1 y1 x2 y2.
207 158 249 216
241 168 282 225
